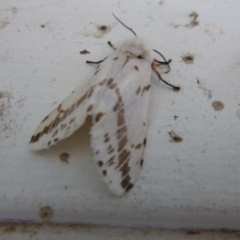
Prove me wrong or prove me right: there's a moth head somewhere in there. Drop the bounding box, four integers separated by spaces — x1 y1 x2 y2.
120 37 151 61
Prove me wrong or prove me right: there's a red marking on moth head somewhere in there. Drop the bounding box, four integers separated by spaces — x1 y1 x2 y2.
151 60 157 69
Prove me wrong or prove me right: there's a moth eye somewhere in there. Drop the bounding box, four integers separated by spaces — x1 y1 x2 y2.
137 55 143 59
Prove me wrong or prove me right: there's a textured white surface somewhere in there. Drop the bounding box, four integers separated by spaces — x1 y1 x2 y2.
0 0 240 230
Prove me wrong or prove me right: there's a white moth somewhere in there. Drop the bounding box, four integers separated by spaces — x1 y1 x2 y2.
29 15 179 196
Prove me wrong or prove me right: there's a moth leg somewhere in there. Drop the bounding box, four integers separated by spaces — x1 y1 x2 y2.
107 41 117 50
86 56 108 64
86 41 117 64
153 69 180 92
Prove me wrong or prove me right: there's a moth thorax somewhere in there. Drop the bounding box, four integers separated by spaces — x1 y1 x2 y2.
120 37 151 60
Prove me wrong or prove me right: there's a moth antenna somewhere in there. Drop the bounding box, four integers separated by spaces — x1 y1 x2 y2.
112 13 137 37
153 49 170 63
153 49 172 73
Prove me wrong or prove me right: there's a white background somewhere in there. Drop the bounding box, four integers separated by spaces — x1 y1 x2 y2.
0 0 240 230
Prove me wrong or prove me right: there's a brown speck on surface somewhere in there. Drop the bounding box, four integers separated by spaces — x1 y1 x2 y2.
182 54 194 64
98 25 108 31
185 12 199 28
39 206 54 221
0 21 9 29
174 115 178 120
134 66 139 71
40 24 45 28
59 152 69 164
168 131 183 143
136 86 141 95
212 101 224 111
80 50 90 54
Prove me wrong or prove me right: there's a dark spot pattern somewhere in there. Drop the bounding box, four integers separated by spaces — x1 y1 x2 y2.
99 79 107 86
104 133 110 143
109 83 117 89
30 86 96 144
107 78 113 86
135 144 142 149
87 104 94 112
41 115 49 123
136 86 141 95
107 156 115 166
52 130 58 137
57 104 62 111
69 118 75 124
107 145 114 154
95 112 104 123
121 174 131 189
141 85 151 95
117 150 130 169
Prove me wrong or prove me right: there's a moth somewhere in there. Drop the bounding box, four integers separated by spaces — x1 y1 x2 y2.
29 14 179 196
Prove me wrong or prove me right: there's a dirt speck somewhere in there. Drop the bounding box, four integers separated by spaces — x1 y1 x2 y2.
98 25 108 31
82 23 116 38
174 115 178 120
212 101 224 111
59 152 69 164
80 50 90 55
40 24 45 28
182 54 194 64
170 11 199 29
39 206 54 221
185 12 199 28
0 21 9 29
168 131 183 143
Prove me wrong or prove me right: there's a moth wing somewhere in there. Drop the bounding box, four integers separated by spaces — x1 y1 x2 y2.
29 48 137 151
29 56 116 150
90 55 152 196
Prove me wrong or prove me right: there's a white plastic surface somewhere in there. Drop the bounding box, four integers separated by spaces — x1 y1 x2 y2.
0 0 240 230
